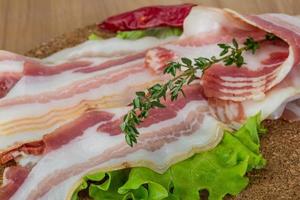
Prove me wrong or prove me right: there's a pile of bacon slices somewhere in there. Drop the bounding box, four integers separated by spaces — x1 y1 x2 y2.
1 5 300 200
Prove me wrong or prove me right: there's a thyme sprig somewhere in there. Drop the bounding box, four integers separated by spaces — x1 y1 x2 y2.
121 36 268 146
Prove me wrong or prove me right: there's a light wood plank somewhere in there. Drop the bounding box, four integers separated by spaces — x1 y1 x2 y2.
0 0 299 53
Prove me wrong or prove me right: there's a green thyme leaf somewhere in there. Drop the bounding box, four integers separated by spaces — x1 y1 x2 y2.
121 34 274 146
232 38 239 49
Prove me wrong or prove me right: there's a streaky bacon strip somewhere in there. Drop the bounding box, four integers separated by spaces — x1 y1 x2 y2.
76 52 146 73
43 111 113 152
98 84 203 135
0 50 145 100
0 111 114 164
0 166 30 200
0 63 145 108
0 141 44 165
2 45 146 77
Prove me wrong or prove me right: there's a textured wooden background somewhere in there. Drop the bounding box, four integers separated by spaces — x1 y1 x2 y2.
0 0 299 54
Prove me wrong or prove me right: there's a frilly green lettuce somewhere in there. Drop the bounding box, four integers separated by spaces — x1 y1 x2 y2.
116 27 182 40
88 27 181 41
88 33 103 41
73 114 266 200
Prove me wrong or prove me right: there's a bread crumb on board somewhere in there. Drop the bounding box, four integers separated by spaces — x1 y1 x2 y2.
1 25 299 200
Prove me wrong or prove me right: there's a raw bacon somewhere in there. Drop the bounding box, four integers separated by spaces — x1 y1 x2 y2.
6 84 223 200
147 7 294 103
0 111 114 164
1 5 300 200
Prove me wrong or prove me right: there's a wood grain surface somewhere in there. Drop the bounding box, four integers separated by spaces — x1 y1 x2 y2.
0 0 299 54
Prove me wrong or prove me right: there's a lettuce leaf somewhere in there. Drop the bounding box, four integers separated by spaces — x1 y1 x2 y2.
74 114 266 200
88 33 103 41
116 27 182 40
88 27 182 41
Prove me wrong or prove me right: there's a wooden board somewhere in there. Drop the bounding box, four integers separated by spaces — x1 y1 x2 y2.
0 0 300 54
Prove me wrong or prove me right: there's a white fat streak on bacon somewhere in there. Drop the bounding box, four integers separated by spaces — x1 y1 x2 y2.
10 100 223 200
17 154 41 167
0 60 24 73
44 36 178 62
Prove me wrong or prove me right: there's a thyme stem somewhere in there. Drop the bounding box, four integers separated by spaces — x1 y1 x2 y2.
121 34 276 146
